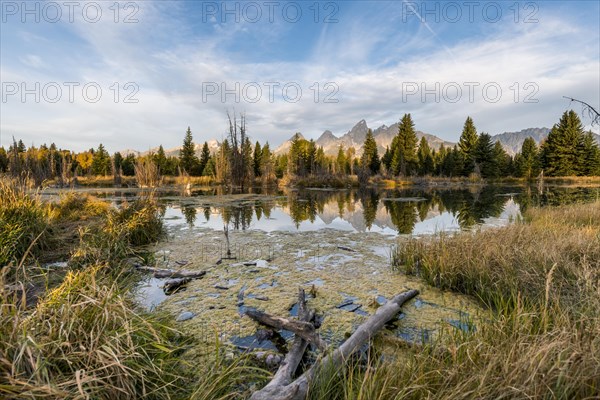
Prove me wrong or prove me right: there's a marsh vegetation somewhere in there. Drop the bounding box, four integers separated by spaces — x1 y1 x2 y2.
1 177 599 399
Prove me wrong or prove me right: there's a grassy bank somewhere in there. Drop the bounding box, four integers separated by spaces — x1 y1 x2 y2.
279 174 359 189
0 180 191 399
3 177 599 398
306 201 600 399
1 179 273 399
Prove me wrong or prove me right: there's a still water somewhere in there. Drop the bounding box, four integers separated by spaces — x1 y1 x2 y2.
45 184 599 235
39 184 599 347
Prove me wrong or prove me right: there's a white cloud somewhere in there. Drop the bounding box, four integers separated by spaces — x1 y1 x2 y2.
1 2 598 152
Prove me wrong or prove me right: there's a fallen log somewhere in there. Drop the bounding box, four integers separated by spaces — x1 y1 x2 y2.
245 307 327 351
135 265 206 279
249 289 419 400
250 289 313 394
336 245 356 252
163 278 191 294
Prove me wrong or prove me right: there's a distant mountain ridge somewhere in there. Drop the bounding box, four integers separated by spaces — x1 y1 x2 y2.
490 128 600 155
275 119 455 156
490 128 551 155
121 121 599 158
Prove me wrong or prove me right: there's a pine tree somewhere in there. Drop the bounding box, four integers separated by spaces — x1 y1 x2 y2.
216 139 230 182
345 147 356 175
435 144 447 175
199 142 211 176
474 133 497 178
179 127 200 175
581 131 600 176
307 139 317 174
381 146 392 173
91 144 111 176
121 154 136 176
458 116 479 175
113 152 123 172
391 114 418 176
275 154 288 178
360 129 380 175
541 110 586 176
242 137 254 180
288 133 306 176
314 146 327 174
253 141 262 177
260 142 274 180
0 147 8 172
417 136 434 176
448 146 464 177
515 137 541 179
493 141 510 177
154 145 168 174
17 140 26 153
336 145 347 174
203 156 216 177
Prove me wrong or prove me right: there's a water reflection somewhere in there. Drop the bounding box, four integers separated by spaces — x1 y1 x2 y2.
41 184 600 235
161 185 599 235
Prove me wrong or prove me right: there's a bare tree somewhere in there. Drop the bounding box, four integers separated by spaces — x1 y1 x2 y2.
563 96 600 126
226 111 251 191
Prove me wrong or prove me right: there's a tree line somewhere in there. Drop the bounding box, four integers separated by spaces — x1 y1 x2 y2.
2 109 598 187
280 110 599 181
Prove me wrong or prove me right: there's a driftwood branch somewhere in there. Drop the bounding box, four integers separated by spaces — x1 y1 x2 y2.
245 308 327 351
250 289 313 394
249 289 419 400
163 278 191 294
135 265 206 279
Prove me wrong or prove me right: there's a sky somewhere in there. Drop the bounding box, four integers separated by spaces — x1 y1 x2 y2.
1 0 599 153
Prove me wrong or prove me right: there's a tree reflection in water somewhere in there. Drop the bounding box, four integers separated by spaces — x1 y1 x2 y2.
180 185 600 234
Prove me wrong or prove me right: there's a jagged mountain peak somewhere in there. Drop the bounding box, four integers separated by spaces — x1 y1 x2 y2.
274 119 454 156
344 119 370 143
317 130 336 142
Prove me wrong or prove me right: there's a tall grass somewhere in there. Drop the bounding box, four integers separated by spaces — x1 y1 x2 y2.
0 179 192 399
0 179 49 271
52 192 111 222
69 196 165 269
308 202 600 399
0 266 188 399
135 158 163 188
364 201 600 399
190 341 269 400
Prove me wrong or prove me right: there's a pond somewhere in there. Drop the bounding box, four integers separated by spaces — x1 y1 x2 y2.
39 184 600 351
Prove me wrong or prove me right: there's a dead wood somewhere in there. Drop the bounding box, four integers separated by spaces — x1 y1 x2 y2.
163 278 191 294
245 307 327 351
135 265 206 279
249 289 419 400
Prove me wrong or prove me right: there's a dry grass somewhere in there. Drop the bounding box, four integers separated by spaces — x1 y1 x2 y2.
52 192 111 222
0 178 191 399
307 201 600 399
372 201 600 399
0 266 188 399
135 158 163 188
0 179 50 273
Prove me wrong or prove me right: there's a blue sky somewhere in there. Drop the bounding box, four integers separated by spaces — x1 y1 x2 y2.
1 0 599 152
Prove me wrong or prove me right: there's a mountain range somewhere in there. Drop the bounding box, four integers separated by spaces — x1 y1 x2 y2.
274 119 455 157
123 121 599 158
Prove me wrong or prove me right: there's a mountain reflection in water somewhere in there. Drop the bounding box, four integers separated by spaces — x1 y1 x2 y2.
164 185 600 235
